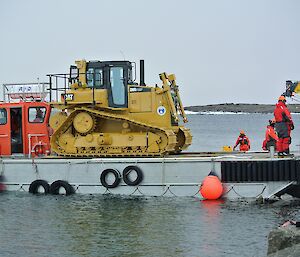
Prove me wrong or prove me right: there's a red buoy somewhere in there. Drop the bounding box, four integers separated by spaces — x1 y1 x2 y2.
200 174 223 200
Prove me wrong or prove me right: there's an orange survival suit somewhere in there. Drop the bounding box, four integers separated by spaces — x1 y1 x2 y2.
273 96 294 155
233 131 250 151
262 120 279 151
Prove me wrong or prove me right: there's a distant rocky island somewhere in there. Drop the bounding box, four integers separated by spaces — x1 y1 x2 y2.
185 103 300 113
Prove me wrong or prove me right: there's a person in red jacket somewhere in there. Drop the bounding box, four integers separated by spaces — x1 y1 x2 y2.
274 95 294 156
262 119 279 151
233 130 250 151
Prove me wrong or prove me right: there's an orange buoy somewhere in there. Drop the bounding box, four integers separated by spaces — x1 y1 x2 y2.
200 174 223 200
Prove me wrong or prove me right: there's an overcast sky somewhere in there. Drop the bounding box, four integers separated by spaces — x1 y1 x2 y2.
1 0 299 106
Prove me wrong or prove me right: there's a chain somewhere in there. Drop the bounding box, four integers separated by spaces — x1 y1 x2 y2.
230 185 266 198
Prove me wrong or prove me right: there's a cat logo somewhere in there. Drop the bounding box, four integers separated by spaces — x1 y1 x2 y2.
64 93 74 101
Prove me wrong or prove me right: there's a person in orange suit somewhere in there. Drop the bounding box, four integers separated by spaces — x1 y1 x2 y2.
233 130 250 151
262 119 279 151
274 95 294 156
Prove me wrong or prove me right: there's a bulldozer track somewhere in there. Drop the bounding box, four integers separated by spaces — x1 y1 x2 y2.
51 107 178 157
177 127 193 151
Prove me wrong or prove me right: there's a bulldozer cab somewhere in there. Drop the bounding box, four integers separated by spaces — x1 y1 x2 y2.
69 60 134 108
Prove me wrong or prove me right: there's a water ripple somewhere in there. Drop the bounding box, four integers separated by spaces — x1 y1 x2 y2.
0 193 299 257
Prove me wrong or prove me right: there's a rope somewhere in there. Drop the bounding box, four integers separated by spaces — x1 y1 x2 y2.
19 180 265 198
103 188 111 194
17 184 26 192
32 159 38 174
66 161 71 179
129 186 144 196
164 185 177 196
95 184 215 197
192 186 201 197
231 185 266 198
161 185 171 196
128 187 139 195
74 185 80 192
221 186 234 196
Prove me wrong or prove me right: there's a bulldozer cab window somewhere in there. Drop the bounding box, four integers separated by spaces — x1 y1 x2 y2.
110 67 125 106
69 65 78 83
87 68 103 88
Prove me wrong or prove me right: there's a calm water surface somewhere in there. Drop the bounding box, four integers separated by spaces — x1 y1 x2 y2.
0 114 300 257
186 113 300 152
1 193 299 257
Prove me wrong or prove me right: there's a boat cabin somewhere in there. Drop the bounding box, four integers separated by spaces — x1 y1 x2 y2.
0 83 51 156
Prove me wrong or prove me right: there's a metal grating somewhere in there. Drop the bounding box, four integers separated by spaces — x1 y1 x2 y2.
221 160 300 182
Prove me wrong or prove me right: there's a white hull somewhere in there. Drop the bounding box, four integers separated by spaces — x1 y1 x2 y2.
1 152 298 200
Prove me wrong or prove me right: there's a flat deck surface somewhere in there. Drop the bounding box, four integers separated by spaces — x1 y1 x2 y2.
1 151 298 163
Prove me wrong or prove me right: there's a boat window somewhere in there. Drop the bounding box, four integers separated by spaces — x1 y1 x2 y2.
28 107 46 123
0 109 7 125
110 67 125 105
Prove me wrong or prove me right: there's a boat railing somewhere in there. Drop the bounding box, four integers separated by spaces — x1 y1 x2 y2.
47 72 91 103
46 73 70 103
3 82 50 103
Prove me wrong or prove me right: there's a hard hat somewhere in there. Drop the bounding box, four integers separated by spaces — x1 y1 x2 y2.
240 130 245 134
278 95 286 101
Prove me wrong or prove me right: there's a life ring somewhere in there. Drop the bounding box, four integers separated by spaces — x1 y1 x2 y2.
49 180 75 195
29 179 50 194
100 169 121 188
122 166 143 186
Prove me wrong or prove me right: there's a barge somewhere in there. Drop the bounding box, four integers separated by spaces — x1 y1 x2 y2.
1 60 299 200
1 152 300 200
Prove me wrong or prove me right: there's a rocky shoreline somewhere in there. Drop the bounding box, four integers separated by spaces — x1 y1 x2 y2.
185 103 300 114
267 222 300 257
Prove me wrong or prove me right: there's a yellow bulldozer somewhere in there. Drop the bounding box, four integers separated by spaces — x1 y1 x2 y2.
48 59 192 157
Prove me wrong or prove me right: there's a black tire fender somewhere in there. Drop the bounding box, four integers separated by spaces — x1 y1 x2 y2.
49 180 75 195
122 166 143 186
100 169 121 188
29 179 50 194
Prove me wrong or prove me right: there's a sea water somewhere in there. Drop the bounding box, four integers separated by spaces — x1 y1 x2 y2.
0 113 299 257
186 113 300 152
